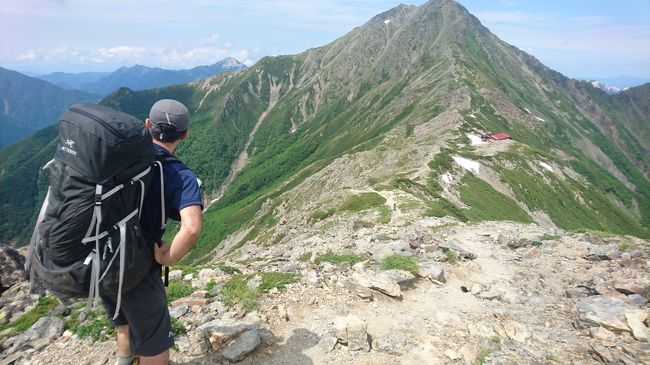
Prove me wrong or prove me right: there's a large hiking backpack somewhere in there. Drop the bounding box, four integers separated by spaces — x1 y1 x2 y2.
26 103 156 318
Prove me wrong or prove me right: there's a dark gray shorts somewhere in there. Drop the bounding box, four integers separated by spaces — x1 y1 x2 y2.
102 267 174 356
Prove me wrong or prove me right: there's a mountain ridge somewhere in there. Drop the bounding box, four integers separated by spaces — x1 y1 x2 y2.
0 0 648 254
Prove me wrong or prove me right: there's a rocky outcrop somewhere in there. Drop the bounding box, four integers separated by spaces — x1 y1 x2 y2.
0 245 25 294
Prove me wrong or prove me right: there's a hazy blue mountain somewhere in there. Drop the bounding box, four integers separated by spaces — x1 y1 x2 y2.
0 67 100 148
76 57 247 95
36 71 110 90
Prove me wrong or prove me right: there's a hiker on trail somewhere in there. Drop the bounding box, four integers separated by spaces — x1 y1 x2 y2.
103 99 203 365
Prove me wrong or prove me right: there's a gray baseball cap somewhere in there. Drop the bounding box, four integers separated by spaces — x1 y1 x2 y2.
149 99 190 132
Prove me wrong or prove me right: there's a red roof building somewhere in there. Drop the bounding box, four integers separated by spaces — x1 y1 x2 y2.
493 133 511 140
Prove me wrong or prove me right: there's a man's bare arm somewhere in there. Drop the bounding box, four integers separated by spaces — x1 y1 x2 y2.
153 205 202 266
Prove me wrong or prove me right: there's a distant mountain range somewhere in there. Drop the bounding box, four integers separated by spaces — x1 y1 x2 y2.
0 67 100 148
36 57 247 95
0 58 247 148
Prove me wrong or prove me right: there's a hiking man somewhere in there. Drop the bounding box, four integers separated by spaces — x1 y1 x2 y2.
103 99 203 365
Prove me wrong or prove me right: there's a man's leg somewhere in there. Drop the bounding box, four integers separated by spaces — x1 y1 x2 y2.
116 325 131 355
139 349 169 365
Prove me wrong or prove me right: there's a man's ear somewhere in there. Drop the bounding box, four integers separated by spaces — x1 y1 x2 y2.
145 118 152 128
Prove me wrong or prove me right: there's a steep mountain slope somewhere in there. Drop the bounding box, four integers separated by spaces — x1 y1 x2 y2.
78 57 247 95
0 67 99 148
0 0 648 255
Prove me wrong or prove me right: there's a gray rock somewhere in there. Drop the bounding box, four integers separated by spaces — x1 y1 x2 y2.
383 269 416 284
169 304 190 319
586 244 620 261
622 342 650 364
441 240 478 260
246 275 262 290
352 271 401 298
373 332 408 355
625 310 650 342
208 283 225 297
168 270 183 281
418 262 446 283
576 296 632 333
200 319 261 362
8 316 64 353
318 335 338 352
346 316 370 352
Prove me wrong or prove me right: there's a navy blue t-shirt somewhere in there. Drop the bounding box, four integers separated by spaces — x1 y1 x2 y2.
140 144 203 244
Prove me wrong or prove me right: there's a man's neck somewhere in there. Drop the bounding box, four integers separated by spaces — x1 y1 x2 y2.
152 139 177 153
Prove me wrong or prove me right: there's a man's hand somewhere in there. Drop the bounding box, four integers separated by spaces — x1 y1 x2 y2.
153 241 175 266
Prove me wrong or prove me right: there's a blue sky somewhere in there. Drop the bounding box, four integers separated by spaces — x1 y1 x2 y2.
1 0 648 84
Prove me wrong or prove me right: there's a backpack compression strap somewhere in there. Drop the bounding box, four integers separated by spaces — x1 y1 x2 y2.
83 166 152 320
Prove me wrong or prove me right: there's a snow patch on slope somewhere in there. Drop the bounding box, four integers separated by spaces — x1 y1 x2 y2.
452 156 480 174
539 162 554 172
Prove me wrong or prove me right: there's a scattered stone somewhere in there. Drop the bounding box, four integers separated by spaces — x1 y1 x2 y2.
622 342 650 364
8 316 64 353
421 244 438 253
346 315 370 352
478 289 502 301
172 297 209 307
168 270 183 281
352 271 401 298
383 269 416 284
355 286 373 301
494 321 531 343
566 285 599 298
576 296 632 333
246 275 263 290
435 311 462 326
209 283 225 297
590 327 616 344
444 348 460 360
441 240 478 260
318 335 338 352
169 304 190 319
417 262 446 283
586 244 620 261
470 283 482 295
373 332 408 355
199 319 261 362
625 310 650 342
184 273 194 281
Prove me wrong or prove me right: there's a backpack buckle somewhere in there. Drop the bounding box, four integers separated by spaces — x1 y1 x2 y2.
94 194 102 206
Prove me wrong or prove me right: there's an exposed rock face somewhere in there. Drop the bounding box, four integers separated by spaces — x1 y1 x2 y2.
6 316 64 354
352 271 401 298
576 296 633 333
199 319 261 362
0 245 25 294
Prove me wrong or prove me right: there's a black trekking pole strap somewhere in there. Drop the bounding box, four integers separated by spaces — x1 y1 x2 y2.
164 266 169 287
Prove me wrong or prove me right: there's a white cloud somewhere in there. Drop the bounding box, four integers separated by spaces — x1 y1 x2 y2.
10 36 258 69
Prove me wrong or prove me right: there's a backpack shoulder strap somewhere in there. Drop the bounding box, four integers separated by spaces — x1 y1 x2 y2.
155 149 180 165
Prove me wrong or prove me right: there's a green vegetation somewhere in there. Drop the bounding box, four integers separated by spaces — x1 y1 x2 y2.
216 263 242 275
65 307 114 341
221 272 299 311
539 234 561 241
166 280 195 303
315 252 364 266
298 252 313 262
0 296 58 332
459 173 533 223
380 254 419 275
311 192 388 222
444 250 459 264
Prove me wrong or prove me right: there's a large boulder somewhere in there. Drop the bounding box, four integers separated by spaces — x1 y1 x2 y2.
576 296 633 333
199 319 261 362
7 316 64 353
352 271 401 298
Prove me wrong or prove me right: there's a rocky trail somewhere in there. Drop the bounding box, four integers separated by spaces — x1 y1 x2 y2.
1 218 648 365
